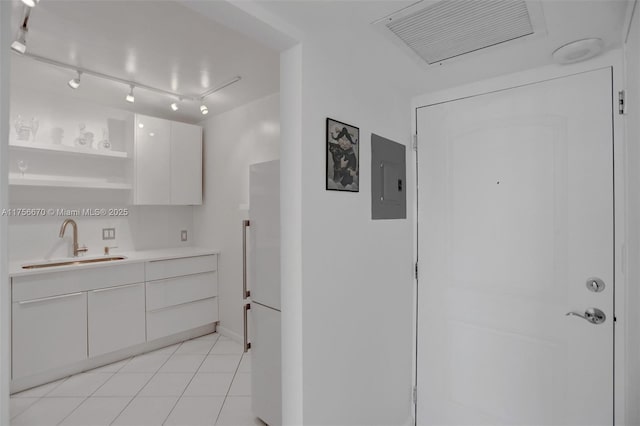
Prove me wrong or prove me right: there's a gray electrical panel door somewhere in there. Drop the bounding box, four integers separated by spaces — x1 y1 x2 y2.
371 133 406 220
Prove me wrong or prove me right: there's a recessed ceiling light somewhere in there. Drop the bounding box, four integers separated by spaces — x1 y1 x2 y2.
170 102 179 111
149 132 155 137
20 0 39 7
138 123 144 129
126 85 135 103
68 71 82 89
200 104 209 115
552 38 604 65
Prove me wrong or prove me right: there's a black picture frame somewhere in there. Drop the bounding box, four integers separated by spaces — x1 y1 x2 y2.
326 118 360 192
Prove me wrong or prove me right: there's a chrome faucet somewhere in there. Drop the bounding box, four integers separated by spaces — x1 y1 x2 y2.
59 219 88 257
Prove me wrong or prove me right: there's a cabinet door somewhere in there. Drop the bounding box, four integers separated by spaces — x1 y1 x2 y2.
88 283 146 357
135 115 171 204
12 292 87 379
170 121 202 205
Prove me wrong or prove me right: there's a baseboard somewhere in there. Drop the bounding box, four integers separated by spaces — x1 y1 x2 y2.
216 324 243 344
11 323 216 394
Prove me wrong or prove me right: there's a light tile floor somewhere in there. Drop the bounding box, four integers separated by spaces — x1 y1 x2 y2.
10 333 265 426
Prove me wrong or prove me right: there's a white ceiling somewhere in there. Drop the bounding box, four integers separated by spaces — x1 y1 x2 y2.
9 0 281 124
9 0 631 123
256 0 630 96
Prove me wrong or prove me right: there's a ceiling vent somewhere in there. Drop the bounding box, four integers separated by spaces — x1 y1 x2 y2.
374 0 546 65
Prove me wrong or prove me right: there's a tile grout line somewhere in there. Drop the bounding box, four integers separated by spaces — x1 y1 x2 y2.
54 354 138 425
161 334 222 425
12 335 226 426
9 395 41 422
11 368 77 424
213 348 247 426
106 341 183 426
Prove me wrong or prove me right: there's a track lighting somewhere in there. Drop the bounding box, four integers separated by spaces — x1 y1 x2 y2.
14 47 243 112
68 71 82 89
10 33 27 55
126 85 135 103
20 0 40 7
11 7 31 55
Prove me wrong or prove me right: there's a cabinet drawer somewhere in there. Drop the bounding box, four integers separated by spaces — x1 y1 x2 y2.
146 255 216 281
12 262 145 302
146 297 218 341
88 283 146 357
12 292 87 379
146 272 217 311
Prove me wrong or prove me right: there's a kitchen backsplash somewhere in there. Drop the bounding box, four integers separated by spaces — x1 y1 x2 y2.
8 204 194 261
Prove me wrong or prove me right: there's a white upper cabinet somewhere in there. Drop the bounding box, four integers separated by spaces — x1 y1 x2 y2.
171 121 203 205
134 115 171 205
134 114 202 205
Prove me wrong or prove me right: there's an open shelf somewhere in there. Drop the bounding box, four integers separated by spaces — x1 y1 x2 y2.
9 173 132 190
10 140 128 159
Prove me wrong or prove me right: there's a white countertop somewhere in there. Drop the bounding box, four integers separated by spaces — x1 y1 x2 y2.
9 247 219 278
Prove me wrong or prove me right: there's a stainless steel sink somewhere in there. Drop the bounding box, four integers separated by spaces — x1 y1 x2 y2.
21 256 127 270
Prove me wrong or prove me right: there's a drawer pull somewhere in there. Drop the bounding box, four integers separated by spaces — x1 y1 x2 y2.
92 283 140 293
18 292 84 305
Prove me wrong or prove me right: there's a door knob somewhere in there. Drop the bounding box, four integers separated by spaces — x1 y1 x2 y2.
565 308 606 325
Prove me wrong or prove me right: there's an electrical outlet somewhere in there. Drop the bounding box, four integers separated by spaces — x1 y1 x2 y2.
102 228 116 240
181 230 188 242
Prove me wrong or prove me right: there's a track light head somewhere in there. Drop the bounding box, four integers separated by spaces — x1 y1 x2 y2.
200 104 209 115
68 71 82 89
11 29 27 55
126 85 135 103
20 0 40 7
170 102 179 111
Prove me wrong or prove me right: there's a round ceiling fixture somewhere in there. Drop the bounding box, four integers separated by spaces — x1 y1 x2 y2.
552 38 604 65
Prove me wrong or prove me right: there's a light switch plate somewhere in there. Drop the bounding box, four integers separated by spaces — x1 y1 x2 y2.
181 230 188 241
102 228 116 240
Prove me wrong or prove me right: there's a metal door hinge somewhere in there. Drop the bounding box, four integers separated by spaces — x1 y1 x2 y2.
413 386 417 404
412 134 418 152
415 262 418 280
619 90 625 115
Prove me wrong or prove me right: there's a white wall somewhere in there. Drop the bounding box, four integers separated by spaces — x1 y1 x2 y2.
280 38 415 426
280 44 303 426
0 1 11 424
193 93 280 339
624 1 640 424
7 84 195 262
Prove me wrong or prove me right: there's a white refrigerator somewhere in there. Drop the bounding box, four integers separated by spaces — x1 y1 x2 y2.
243 160 281 426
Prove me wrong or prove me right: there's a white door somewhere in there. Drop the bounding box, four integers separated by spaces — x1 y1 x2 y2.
416 68 614 425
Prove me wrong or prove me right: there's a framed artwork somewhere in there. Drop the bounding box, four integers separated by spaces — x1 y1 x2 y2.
326 118 359 192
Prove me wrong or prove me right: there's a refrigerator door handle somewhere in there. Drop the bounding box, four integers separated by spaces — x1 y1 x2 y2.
242 219 251 299
243 303 252 352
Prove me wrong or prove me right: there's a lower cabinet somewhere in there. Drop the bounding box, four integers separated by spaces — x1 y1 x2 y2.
11 253 218 389
12 292 88 379
88 283 146 357
147 297 218 341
